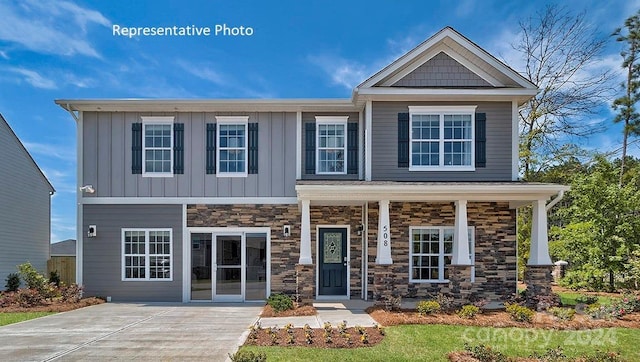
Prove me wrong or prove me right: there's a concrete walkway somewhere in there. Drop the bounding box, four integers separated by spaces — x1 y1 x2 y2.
258 300 378 328
0 302 262 362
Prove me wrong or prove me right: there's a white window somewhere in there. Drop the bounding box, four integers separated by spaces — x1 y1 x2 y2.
409 106 476 171
216 116 248 177
142 116 174 177
409 226 474 283
316 116 348 174
122 229 172 281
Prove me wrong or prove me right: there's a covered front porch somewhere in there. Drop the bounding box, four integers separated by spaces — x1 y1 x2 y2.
294 181 569 305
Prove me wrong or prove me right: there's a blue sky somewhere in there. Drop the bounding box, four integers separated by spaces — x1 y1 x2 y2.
0 0 638 242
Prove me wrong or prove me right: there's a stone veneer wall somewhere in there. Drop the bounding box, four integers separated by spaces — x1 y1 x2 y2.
187 204 364 299
367 202 517 302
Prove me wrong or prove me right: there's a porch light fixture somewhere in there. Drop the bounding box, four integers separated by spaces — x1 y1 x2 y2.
80 185 95 194
356 224 364 236
283 225 291 238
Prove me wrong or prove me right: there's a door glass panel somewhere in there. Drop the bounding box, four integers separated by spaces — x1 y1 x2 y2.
216 235 242 295
245 233 267 300
323 232 342 263
191 233 212 300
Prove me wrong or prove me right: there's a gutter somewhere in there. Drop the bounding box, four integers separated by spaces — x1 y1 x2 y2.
545 190 565 211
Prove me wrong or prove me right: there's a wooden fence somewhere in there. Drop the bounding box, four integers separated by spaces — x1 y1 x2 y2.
47 256 76 286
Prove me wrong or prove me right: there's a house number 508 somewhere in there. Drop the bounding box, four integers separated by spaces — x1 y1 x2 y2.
383 225 389 246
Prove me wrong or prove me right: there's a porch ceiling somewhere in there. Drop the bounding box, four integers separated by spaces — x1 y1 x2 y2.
295 181 569 203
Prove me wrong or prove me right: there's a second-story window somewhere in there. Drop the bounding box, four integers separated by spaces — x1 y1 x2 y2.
216 116 248 177
142 117 174 177
409 106 476 171
316 116 348 174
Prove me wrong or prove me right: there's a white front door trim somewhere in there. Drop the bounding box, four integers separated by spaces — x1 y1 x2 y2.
315 225 350 300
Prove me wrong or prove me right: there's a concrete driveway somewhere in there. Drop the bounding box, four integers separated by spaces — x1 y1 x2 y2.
0 302 262 362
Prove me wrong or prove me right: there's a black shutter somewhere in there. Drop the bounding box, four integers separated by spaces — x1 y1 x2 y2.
206 123 216 174
475 113 486 168
173 123 184 174
305 122 316 174
131 123 142 174
248 123 258 174
397 113 409 168
347 122 358 174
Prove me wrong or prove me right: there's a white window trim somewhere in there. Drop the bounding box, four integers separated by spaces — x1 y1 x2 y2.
408 106 476 172
215 116 249 178
121 228 173 282
408 226 475 284
315 116 348 175
141 116 174 177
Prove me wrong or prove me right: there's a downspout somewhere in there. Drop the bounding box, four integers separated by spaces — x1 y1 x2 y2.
545 190 565 211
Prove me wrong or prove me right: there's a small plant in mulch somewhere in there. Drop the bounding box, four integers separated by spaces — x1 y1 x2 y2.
449 344 626 362
266 293 293 313
457 305 481 319
505 303 535 323
244 322 385 348
228 350 267 362
4 273 20 292
374 323 385 336
417 300 441 315
548 307 576 321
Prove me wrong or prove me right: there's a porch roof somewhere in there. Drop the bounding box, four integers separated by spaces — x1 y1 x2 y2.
295 181 568 204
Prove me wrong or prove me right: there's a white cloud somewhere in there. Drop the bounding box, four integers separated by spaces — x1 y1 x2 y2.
177 60 226 85
0 0 110 58
308 54 369 90
23 141 75 162
9 67 57 89
455 0 477 18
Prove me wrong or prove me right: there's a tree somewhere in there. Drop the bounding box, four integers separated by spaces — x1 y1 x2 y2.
513 5 613 180
612 10 640 185
553 156 640 291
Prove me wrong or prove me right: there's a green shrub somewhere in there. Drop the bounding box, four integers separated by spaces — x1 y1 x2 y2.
16 288 44 307
549 307 576 321
60 284 83 303
505 303 535 323
417 300 441 315
49 271 61 287
228 349 267 362
266 293 293 313
529 346 566 361
575 294 599 305
464 344 508 362
4 273 20 292
18 263 48 292
582 351 624 362
457 304 480 319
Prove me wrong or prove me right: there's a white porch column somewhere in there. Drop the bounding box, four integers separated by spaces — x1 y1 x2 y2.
376 200 393 264
528 199 552 265
299 199 312 265
452 200 472 265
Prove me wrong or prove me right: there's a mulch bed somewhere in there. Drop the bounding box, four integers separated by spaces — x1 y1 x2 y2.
260 304 317 317
367 306 640 329
245 326 385 348
0 297 105 313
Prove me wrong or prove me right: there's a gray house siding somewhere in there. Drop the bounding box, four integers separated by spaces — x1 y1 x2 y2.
301 112 360 180
82 111 297 198
82 204 182 301
371 101 513 181
392 52 492 88
0 116 52 286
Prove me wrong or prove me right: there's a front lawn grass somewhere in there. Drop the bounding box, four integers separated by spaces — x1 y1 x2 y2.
241 324 640 361
557 291 616 306
0 312 55 326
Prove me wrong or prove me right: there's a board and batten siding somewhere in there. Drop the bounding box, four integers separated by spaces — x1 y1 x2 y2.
371 101 513 181
82 111 297 198
82 204 182 301
0 117 52 285
301 112 360 180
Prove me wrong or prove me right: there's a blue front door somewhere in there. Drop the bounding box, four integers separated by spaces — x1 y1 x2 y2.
318 228 347 296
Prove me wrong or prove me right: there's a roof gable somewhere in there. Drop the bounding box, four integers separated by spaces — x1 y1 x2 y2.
0 114 55 193
392 51 492 88
357 27 536 90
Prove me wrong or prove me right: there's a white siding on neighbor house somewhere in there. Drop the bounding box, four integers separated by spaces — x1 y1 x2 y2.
0 116 53 286
81 111 297 198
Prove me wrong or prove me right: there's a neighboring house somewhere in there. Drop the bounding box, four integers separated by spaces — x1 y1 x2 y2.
0 114 55 288
49 239 77 286
56 27 567 303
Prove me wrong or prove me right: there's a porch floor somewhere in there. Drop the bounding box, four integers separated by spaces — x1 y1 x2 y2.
257 300 377 328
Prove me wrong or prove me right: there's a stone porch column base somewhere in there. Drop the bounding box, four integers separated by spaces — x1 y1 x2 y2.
295 264 314 306
372 265 401 310
448 265 473 307
524 265 553 305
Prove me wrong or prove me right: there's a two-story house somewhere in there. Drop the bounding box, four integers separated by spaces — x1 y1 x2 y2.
56 27 567 304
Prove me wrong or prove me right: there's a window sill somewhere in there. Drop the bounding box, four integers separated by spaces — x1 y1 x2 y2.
216 172 249 178
409 279 450 284
122 278 174 282
316 171 347 175
142 173 174 178
409 166 475 172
